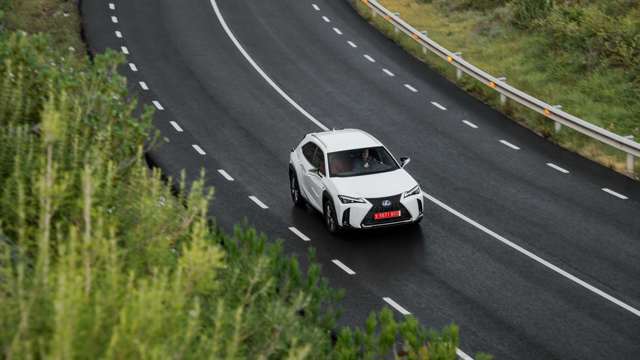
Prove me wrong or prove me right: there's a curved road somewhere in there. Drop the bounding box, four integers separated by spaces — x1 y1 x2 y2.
82 1 640 358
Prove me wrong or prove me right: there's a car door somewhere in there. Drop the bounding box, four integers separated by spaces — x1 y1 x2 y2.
298 142 319 207
305 147 327 210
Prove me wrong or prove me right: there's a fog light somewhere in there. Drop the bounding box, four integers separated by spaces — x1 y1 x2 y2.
342 208 351 227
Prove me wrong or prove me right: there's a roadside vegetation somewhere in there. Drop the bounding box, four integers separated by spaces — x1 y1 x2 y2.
0 2 486 359
354 0 639 176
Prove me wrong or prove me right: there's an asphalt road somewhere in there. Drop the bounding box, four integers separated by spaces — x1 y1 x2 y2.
82 0 640 358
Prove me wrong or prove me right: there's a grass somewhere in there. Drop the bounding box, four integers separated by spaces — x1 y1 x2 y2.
1 0 86 59
353 0 639 177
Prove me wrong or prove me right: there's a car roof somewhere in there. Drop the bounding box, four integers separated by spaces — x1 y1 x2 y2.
309 129 383 153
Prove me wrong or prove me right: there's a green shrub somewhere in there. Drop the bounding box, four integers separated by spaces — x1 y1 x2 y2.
511 0 554 28
0 24 461 360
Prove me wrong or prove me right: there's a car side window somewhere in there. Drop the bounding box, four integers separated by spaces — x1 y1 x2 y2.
312 148 326 176
302 142 317 164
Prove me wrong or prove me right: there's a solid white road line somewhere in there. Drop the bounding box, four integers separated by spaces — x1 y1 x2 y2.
249 196 269 209
128 63 138 72
192 145 206 155
422 191 640 318
115 31 122 38
333 27 343 35
462 120 478 129
109 3 115 10
383 297 411 315
312 4 320 11
288 227 310 242
456 349 475 360
602 188 629 200
322 16 331 23
348 41 358 48
363 54 376 63
404 84 418 93
382 68 395 77
217 169 235 181
111 16 118 23
431 101 447 111
500 140 520 151
547 163 570 174
332 260 356 275
121 46 129 55
210 0 329 131
169 121 183 132
152 101 164 111
139 81 149 91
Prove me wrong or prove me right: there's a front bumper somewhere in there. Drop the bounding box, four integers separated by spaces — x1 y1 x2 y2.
335 194 423 229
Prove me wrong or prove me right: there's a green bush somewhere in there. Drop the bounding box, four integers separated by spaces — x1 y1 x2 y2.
0 25 462 360
511 0 554 28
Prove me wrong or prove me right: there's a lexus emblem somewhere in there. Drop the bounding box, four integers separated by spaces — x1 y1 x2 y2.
382 199 392 207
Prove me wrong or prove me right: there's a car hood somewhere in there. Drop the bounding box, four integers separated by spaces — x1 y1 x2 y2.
330 169 418 199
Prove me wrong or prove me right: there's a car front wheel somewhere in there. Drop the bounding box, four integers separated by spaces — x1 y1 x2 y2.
324 199 339 234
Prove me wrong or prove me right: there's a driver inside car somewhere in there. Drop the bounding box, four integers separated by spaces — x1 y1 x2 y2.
354 148 382 171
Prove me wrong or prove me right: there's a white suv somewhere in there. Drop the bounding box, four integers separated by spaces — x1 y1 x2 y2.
289 129 423 233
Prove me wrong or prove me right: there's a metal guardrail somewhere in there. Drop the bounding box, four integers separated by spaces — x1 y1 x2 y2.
355 0 640 174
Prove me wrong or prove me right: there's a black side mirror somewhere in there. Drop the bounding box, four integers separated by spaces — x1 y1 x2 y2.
400 157 411 168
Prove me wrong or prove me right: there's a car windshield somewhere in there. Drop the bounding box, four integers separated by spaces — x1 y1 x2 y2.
328 146 399 177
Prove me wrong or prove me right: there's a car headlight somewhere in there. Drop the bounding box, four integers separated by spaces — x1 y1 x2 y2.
403 185 421 199
338 195 366 204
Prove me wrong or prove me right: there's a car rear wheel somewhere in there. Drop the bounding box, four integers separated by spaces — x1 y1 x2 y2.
324 200 339 234
289 170 305 207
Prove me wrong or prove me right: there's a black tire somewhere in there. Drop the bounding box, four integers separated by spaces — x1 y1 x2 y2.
289 169 305 207
324 199 340 234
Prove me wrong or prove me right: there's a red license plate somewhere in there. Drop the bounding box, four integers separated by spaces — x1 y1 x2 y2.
374 210 401 220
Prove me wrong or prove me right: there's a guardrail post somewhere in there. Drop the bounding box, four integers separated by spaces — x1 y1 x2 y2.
497 77 507 105
453 52 463 80
393 13 401 33
625 136 635 173
421 31 428 54
552 105 563 133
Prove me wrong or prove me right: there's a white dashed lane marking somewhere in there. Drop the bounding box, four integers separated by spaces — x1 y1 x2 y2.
431 101 447 111
108 3 115 10
602 188 629 200
192 145 206 155
289 227 310 242
463 120 478 129
547 163 570 174
322 16 330 23
139 81 149 91
363 54 376 63
348 41 358 48
383 297 411 315
152 101 164 111
382 68 395 77
333 27 343 35
312 3 320 11
111 16 118 23
500 140 520 151
332 260 356 275
169 121 183 133
217 169 235 182
115 31 122 39
121 46 129 55
404 84 418 93
249 196 269 209
129 63 138 72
